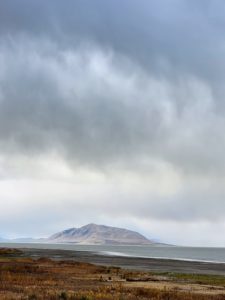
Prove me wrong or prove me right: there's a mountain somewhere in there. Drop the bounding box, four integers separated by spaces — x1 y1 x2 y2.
0 237 45 243
48 223 154 245
11 237 46 243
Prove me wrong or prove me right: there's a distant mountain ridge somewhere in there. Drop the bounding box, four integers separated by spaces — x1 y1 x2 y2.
0 237 8 242
0 237 45 243
47 223 154 245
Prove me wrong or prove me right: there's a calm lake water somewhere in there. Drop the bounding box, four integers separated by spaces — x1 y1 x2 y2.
1 243 225 263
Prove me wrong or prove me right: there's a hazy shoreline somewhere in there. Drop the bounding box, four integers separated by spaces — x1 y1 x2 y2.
13 247 225 276
1 242 225 265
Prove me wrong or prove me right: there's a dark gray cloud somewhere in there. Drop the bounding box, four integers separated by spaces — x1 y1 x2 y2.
1 0 225 83
0 35 224 174
1 0 225 171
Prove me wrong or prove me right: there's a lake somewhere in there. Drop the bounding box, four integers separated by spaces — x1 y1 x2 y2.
1 243 225 263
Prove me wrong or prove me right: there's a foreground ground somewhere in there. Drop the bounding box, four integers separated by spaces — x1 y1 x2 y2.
0 248 225 299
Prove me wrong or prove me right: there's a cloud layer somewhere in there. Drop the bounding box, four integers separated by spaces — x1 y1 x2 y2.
0 0 225 246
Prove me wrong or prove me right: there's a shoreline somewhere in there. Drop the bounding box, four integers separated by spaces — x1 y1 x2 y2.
2 242 225 264
1 247 225 299
16 247 225 276
100 251 225 265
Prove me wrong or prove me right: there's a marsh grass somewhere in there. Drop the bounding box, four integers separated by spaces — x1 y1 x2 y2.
163 273 225 287
0 249 225 299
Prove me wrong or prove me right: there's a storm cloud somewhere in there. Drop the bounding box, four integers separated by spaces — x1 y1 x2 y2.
0 0 225 246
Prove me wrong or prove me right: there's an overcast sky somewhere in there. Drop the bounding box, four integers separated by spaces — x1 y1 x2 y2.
1 0 225 246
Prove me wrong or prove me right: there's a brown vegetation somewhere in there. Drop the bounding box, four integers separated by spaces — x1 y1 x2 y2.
0 248 23 256
0 249 225 299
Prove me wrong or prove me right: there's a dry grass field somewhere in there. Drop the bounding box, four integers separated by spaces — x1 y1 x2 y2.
0 248 225 300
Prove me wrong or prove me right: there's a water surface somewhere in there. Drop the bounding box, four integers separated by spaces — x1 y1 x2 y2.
1 243 225 263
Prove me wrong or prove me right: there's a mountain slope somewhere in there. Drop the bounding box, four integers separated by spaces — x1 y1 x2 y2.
48 223 154 245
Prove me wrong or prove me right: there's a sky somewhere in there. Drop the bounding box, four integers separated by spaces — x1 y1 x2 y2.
0 0 225 246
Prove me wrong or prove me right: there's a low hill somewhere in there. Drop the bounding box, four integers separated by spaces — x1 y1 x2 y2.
48 223 154 245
